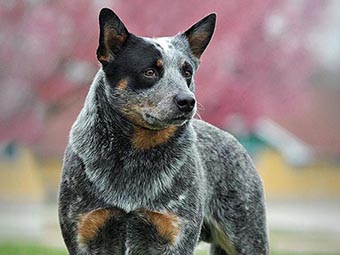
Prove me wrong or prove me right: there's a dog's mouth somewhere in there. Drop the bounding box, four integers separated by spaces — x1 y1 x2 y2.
123 106 195 130
171 115 190 124
143 113 192 129
172 115 188 121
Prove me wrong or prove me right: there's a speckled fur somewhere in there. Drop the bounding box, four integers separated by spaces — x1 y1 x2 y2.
58 8 269 255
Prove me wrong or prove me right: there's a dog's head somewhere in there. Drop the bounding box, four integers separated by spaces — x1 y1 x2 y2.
97 8 216 130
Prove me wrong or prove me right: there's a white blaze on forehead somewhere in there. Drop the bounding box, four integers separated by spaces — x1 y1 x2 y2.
142 36 199 71
142 36 198 71
152 37 174 54
143 36 182 64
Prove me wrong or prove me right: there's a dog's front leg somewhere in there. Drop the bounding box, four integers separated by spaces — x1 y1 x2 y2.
170 215 204 255
126 208 203 255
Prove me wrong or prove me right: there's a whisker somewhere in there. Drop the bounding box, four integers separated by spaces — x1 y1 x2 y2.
195 110 202 120
196 101 205 111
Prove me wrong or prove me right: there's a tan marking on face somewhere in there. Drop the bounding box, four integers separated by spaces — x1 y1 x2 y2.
132 125 177 150
156 59 163 68
77 208 125 245
121 105 147 128
98 55 110 63
138 209 180 245
117 79 128 90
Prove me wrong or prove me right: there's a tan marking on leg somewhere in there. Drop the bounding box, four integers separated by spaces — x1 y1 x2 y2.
132 125 177 150
117 79 128 90
77 208 125 245
138 209 181 245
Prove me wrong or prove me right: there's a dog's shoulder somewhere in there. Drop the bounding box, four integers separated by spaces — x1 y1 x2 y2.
192 118 241 151
191 119 259 179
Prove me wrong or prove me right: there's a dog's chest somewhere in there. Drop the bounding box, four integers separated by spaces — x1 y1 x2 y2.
84 156 183 212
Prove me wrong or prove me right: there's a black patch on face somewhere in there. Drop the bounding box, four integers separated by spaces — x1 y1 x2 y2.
103 35 164 90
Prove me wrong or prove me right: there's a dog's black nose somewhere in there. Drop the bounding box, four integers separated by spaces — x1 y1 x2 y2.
174 93 196 113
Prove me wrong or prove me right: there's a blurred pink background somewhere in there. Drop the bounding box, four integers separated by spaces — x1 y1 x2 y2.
0 0 339 253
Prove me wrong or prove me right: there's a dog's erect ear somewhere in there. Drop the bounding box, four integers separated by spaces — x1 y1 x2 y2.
183 13 216 59
97 8 129 65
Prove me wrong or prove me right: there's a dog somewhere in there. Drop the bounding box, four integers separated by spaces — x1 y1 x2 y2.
58 8 269 255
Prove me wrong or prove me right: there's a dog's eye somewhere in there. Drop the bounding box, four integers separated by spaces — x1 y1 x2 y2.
184 70 192 79
182 62 193 80
144 69 157 78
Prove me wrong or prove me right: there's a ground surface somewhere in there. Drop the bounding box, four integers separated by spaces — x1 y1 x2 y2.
0 242 329 255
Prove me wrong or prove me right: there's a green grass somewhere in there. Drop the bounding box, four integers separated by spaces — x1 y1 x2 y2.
0 243 67 255
0 243 330 255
